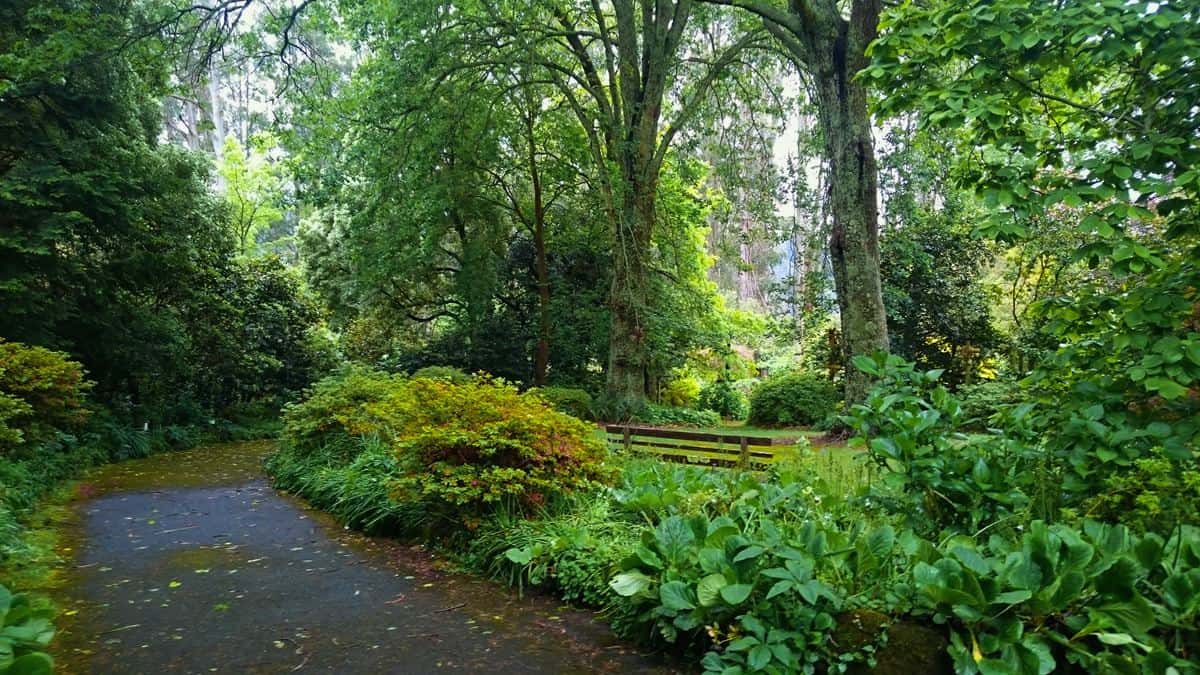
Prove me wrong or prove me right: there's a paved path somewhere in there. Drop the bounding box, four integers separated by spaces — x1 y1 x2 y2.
55 441 671 674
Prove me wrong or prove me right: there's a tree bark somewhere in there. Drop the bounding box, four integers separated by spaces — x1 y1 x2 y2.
811 24 889 404
607 184 654 401
526 111 551 387
703 0 889 404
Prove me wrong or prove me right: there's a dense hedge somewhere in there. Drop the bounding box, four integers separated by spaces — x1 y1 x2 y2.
747 371 839 427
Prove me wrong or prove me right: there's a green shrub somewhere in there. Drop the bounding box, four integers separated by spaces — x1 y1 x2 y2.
466 495 638 607
0 582 55 675
697 381 748 420
637 404 720 428
846 354 1037 534
410 365 471 383
1079 451 1200 533
0 394 31 453
391 378 612 522
0 340 92 451
747 371 838 427
609 486 893 671
957 378 1021 429
276 371 613 529
910 521 1200 674
530 386 593 420
267 435 424 536
589 391 649 423
280 367 404 456
659 376 701 408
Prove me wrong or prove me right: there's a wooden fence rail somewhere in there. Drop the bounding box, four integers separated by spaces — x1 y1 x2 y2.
603 424 801 469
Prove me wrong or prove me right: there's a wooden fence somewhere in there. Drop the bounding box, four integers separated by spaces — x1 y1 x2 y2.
603 424 802 469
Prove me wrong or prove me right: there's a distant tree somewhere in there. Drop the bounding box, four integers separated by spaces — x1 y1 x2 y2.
217 134 285 254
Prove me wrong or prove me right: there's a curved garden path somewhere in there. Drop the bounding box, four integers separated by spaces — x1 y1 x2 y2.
52 441 672 674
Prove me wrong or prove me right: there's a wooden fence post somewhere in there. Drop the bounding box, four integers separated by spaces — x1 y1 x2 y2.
738 436 750 469
623 425 632 452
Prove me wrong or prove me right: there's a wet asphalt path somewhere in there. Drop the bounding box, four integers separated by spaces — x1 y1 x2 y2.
54 441 670 675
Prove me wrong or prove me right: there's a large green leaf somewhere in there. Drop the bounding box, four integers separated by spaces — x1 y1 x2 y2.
610 572 653 598
4 652 53 675
697 574 728 607
719 584 753 605
659 581 696 611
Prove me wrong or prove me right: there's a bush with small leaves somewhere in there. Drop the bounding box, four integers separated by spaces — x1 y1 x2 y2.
747 371 838 427
697 381 748 420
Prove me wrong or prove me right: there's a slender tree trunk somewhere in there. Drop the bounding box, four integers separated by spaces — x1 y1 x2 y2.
529 130 551 387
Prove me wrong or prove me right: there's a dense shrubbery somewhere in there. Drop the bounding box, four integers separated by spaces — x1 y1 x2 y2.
530 386 593 420
747 371 839 427
587 392 721 427
659 376 702 409
697 381 748 420
410 365 471 383
0 341 92 453
956 378 1021 429
638 405 721 428
269 355 1200 674
274 370 612 529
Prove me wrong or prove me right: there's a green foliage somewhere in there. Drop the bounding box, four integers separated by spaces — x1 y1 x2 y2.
529 386 593 421
0 396 29 452
0 583 55 675
846 354 1036 534
280 367 406 456
956 379 1022 431
466 495 637 608
637 405 721 429
277 371 613 528
1081 452 1200 534
608 472 896 672
216 134 285 254
410 366 471 384
697 381 748 421
747 372 839 428
266 436 423 536
910 521 1200 674
389 379 612 521
659 376 702 409
879 213 1001 387
1030 252 1200 501
0 341 92 449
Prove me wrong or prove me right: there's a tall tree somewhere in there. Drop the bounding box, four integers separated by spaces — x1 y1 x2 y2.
461 0 767 401
702 0 889 403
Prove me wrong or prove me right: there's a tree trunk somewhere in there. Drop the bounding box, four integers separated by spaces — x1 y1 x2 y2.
606 187 654 401
814 42 888 405
530 138 550 387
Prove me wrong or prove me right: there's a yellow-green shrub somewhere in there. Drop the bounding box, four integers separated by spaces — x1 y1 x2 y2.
280 371 613 526
659 376 701 408
281 367 406 454
0 340 92 451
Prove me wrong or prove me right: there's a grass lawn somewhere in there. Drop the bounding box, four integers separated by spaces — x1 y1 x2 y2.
595 420 867 494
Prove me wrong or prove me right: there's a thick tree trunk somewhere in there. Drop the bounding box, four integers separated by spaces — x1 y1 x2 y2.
606 187 654 401
814 68 888 404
